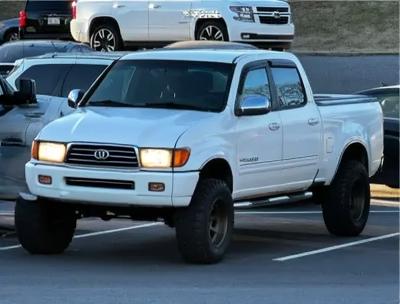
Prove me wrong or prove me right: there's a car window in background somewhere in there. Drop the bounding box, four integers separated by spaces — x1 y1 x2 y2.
23 44 56 58
61 64 107 97
271 67 306 109
0 44 23 62
16 64 71 96
370 89 400 119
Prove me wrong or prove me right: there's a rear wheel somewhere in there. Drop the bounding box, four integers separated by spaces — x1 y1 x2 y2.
15 197 76 254
90 23 123 51
175 178 233 264
4 28 19 42
321 160 370 236
196 21 229 41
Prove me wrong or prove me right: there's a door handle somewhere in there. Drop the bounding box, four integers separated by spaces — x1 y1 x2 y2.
308 118 319 126
149 3 161 9
268 122 280 131
113 4 125 8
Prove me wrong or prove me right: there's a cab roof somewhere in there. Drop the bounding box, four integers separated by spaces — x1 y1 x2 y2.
121 48 291 64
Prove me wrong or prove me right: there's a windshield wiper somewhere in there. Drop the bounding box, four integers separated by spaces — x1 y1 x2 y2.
88 100 138 107
145 102 206 111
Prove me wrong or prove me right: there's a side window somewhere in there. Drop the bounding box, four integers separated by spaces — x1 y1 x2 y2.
271 67 306 109
239 68 271 104
61 64 107 97
15 64 71 96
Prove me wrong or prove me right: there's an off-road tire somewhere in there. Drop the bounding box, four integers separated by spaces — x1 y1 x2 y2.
175 178 234 264
321 160 370 236
15 197 77 254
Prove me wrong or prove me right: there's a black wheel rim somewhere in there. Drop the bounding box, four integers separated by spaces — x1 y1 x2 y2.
92 28 116 52
199 25 224 41
208 199 228 248
350 179 366 221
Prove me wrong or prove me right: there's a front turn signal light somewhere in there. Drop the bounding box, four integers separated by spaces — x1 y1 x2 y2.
173 148 190 167
31 140 39 160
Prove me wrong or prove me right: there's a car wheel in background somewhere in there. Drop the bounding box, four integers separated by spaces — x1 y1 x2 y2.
196 21 229 41
90 24 123 52
4 28 19 42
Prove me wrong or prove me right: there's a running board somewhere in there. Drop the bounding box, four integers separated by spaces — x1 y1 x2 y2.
234 192 313 209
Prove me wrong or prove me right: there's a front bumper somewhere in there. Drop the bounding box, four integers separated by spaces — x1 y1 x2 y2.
25 162 199 207
228 20 294 42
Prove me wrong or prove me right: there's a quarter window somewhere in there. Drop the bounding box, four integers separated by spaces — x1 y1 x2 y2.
271 67 306 109
239 68 271 105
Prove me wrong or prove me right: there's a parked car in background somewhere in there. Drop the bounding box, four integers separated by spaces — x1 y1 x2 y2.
358 85 399 188
15 46 383 263
0 52 121 200
0 18 19 43
7 52 119 97
19 0 74 40
0 40 92 77
70 0 294 51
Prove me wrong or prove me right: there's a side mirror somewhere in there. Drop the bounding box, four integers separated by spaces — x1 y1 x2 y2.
12 78 37 105
67 89 85 108
236 95 271 116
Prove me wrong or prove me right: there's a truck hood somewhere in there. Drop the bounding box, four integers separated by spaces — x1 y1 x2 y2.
38 107 218 147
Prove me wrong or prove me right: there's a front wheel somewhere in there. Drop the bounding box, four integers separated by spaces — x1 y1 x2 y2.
175 178 234 264
196 21 229 41
15 197 77 254
321 160 370 236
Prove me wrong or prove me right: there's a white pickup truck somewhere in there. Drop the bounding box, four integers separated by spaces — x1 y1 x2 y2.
15 45 384 264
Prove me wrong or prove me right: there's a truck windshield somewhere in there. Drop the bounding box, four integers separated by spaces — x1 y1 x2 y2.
85 60 234 112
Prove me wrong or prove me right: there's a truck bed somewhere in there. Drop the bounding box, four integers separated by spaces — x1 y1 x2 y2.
314 94 377 106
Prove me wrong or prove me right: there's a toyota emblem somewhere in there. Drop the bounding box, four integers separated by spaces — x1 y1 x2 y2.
94 149 110 160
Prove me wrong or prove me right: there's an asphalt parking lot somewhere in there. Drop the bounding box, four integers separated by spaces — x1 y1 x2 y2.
0 199 398 304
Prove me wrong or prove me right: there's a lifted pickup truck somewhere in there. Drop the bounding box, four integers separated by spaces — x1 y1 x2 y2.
15 47 384 263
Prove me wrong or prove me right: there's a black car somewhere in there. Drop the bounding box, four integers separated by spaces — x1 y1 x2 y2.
359 85 399 188
0 40 92 76
19 0 73 40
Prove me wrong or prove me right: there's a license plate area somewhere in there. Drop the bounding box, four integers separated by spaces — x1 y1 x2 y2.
47 17 61 25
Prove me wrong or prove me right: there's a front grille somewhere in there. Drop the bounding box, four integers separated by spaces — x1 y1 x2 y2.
259 16 289 25
65 177 135 190
66 144 139 168
256 7 289 13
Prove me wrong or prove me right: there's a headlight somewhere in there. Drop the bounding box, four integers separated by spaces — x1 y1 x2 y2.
32 141 67 163
139 148 190 168
230 6 254 22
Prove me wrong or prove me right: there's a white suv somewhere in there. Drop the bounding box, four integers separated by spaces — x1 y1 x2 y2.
70 0 294 51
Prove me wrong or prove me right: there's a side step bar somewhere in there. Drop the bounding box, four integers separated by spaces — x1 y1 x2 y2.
234 192 313 209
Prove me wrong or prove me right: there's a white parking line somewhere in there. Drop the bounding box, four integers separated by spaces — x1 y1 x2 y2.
236 210 398 215
273 232 400 262
0 222 161 252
